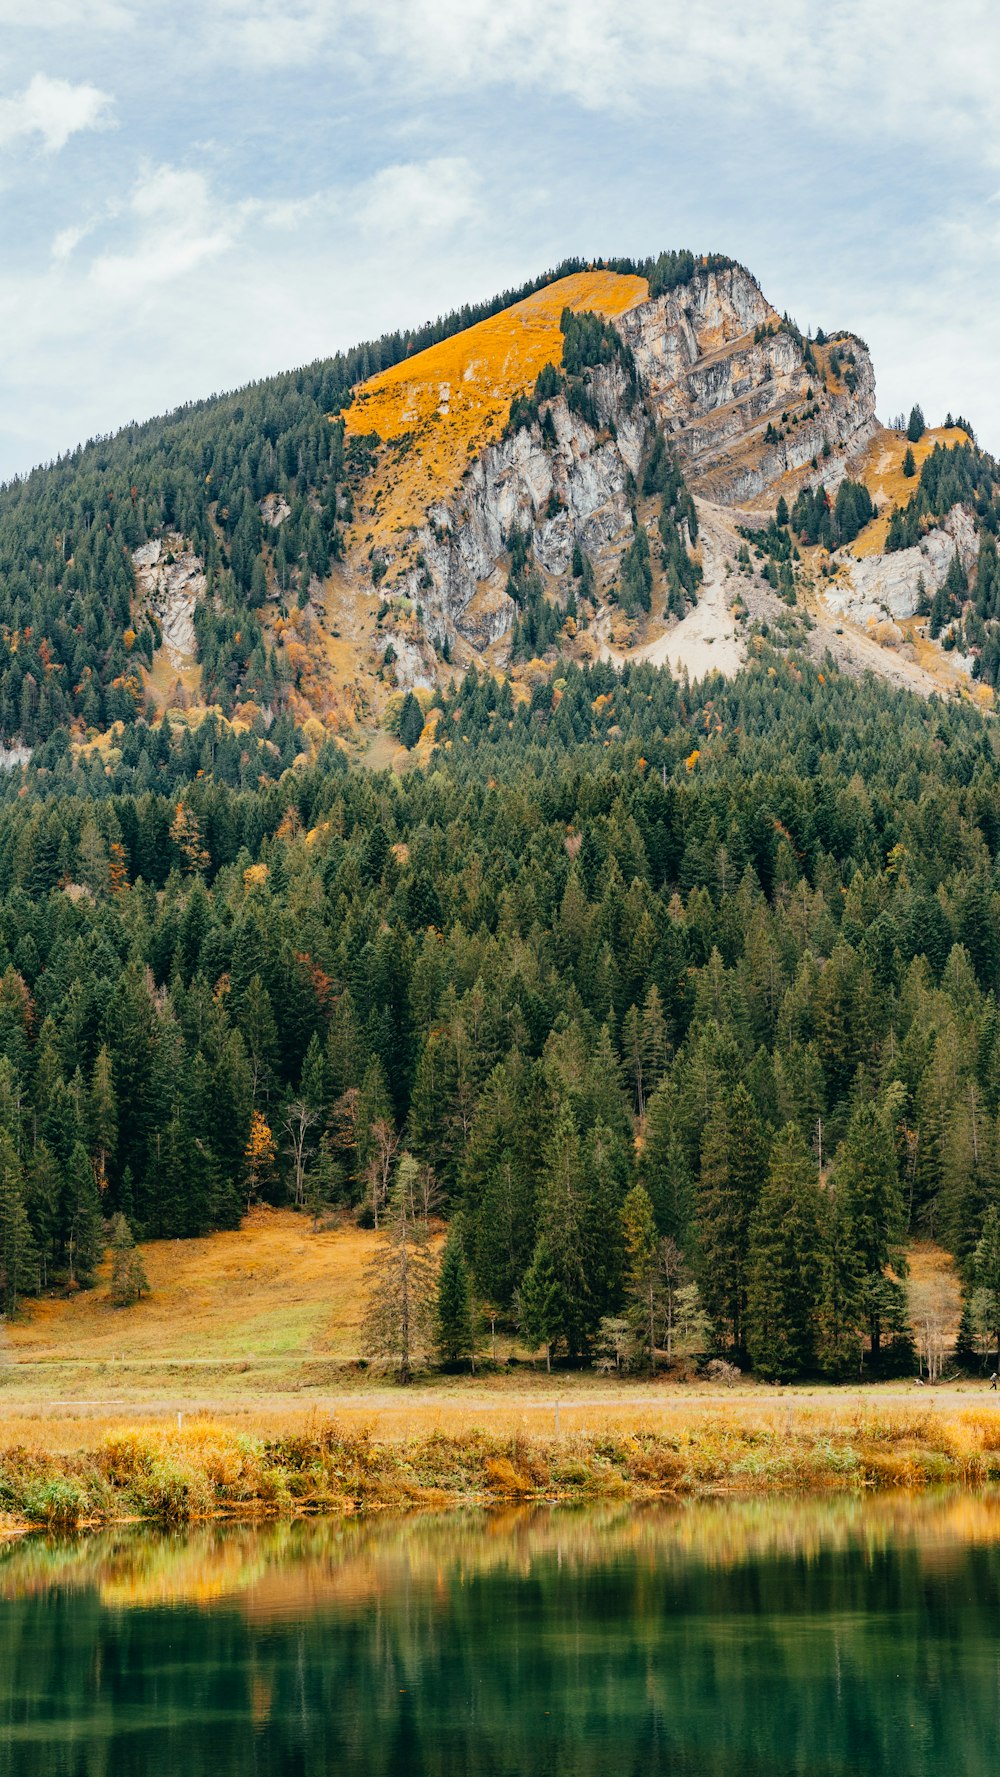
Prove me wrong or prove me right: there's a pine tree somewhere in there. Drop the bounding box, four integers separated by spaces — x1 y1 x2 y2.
436 1224 474 1366
24 1140 60 1288
906 404 926 443
834 1097 905 1358
697 1084 767 1354
974 1205 1000 1370
362 1169 437 1384
398 692 425 750
534 1103 593 1355
746 1124 823 1380
902 446 917 478
816 1180 865 1376
517 1238 565 1372
0 1132 36 1315
65 1141 104 1288
621 1182 660 1368
89 1044 118 1193
108 1212 149 1307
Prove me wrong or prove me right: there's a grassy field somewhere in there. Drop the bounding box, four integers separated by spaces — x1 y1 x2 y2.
2 1207 997 1524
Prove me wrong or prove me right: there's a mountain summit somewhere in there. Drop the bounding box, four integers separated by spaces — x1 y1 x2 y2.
0 253 992 764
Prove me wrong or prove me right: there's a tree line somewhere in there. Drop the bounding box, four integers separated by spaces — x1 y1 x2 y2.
0 653 995 1376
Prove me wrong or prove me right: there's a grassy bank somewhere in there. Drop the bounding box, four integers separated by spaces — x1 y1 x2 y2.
4 1404 1000 1532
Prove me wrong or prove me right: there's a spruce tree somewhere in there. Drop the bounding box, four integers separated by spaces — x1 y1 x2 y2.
362 1155 437 1382
621 1182 661 1368
517 1238 565 1372
746 1124 823 1380
533 1103 592 1356
398 692 425 750
902 446 916 478
0 1131 36 1316
65 1141 104 1288
108 1212 149 1307
697 1084 767 1354
436 1224 474 1366
974 1205 1000 1370
906 404 926 442
834 1097 905 1358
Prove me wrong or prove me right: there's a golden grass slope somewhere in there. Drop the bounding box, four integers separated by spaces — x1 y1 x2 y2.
848 423 970 558
5 1208 377 1367
343 271 648 549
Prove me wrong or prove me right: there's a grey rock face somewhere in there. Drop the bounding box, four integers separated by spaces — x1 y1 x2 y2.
404 266 879 650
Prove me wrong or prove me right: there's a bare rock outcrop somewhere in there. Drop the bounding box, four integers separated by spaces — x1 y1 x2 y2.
618 265 878 504
829 507 979 625
397 356 647 649
133 535 205 667
387 266 880 653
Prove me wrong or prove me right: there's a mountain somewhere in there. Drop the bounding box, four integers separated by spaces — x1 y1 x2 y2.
0 251 995 777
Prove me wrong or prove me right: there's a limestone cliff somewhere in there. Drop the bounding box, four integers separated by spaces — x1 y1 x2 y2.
362 263 879 657
618 264 878 503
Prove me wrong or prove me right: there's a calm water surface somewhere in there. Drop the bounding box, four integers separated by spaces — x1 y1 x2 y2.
2 1493 999 1775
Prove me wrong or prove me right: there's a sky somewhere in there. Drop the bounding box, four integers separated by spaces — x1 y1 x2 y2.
1 1 999 480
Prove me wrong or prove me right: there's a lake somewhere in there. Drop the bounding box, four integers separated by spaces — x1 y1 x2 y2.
1 1493 999 1774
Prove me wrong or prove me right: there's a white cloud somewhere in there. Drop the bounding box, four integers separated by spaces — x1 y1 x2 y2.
0 0 132 25
88 164 237 300
0 73 113 154
51 222 90 259
358 157 479 240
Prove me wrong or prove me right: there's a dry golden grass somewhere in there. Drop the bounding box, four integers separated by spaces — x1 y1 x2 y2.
6 1207 377 1368
848 424 969 558
343 271 647 550
5 1398 1000 1535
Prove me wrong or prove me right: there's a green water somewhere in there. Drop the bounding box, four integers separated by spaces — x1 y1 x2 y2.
2 1494 999 1774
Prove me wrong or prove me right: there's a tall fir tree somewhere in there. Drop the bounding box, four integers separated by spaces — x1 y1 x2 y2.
746 1124 823 1380
435 1225 475 1366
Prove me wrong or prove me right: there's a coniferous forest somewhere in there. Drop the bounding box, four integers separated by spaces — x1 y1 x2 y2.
0 649 997 1378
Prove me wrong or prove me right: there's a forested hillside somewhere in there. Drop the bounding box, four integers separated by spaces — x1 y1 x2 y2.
0 651 999 1377
0 250 732 745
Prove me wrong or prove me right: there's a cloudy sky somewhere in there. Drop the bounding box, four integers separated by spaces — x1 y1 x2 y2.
0 1 998 480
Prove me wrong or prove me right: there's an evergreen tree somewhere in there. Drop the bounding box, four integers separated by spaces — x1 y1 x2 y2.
746 1124 823 1379
398 692 425 750
697 1084 767 1354
0 1132 36 1315
362 1155 437 1382
974 1204 1000 1370
108 1212 149 1307
517 1238 565 1372
834 1096 905 1358
906 404 926 442
64 1141 104 1288
620 1182 661 1368
436 1224 475 1365
902 446 917 478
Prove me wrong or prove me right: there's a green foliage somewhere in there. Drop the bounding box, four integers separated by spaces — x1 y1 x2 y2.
108 1211 149 1307
791 478 873 550
397 693 425 750
436 1225 474 1364
907 404 926 443
746 1125 823 1380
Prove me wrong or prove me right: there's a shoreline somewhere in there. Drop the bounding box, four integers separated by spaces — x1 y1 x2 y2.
4 1401 1000 1535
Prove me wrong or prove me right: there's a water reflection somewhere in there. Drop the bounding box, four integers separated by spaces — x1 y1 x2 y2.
1 1494 999 1774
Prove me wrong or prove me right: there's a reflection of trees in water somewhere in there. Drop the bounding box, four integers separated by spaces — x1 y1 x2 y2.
2 1497 1000 1774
